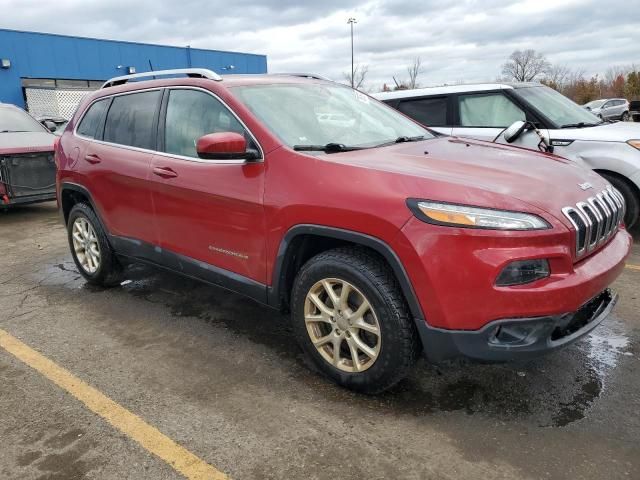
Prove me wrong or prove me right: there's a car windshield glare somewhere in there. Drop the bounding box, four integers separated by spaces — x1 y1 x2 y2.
231 83 432 150
0 107 47 133
514 85 602 128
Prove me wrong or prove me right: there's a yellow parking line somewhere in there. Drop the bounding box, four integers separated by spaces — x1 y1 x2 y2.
626 264 640 271
0 328 228 480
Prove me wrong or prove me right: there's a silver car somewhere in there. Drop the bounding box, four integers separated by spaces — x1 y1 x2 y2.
584 98 631 122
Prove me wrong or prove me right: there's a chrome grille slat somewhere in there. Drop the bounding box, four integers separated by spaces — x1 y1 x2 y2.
587 198 605 246
607 186 625 225
596 193 613 239
562 187 625 259
576 202 594 250
602 191 619 236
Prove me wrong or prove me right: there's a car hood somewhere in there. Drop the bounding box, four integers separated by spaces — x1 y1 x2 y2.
554 121 640 142
329 136 609 220
0 131 56 155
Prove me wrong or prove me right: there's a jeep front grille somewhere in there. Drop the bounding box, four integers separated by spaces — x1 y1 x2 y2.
561 186 625 258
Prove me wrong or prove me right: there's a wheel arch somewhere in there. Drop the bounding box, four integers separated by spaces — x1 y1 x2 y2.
594 169 640 201
268 225 424 322
60 182 99 225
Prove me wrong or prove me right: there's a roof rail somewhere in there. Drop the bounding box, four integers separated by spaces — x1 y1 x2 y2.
275 73 333 82
101 68 222 89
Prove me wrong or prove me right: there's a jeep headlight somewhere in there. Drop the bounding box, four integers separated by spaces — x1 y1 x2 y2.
408 200 550 230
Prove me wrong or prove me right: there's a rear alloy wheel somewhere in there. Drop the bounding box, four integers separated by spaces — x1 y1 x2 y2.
67 202 122 286
71 217 101 274
291 247 420 394
305 278 381 373
622 111 630 122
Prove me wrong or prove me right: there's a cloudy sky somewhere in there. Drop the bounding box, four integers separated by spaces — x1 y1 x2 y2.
2 0 638 90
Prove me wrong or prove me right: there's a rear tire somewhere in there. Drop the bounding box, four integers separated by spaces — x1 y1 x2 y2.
290 247 420 394
600 174 639 229
621 111 630 122
67 202 122 287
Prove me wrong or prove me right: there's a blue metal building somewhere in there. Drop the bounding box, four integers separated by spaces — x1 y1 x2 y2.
0 28 267 116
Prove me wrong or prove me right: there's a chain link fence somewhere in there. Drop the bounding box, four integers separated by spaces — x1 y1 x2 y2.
25 88 96 120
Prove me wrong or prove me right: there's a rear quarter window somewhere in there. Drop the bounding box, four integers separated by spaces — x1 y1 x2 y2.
103 90 162 149
77 99 109 139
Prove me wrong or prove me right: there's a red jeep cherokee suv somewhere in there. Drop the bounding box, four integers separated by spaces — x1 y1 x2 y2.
55 69 631 393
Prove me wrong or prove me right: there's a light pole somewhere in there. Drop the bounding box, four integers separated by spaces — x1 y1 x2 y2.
347 17 357 88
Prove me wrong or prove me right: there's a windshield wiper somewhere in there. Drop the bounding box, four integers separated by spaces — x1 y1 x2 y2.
560 122 600 129
374 135 425 148
292 143 366 153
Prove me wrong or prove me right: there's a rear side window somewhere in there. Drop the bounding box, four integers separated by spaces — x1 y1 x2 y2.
458 92 525 127
77 99 109 139
163 89 246 158
103 91 161 149
397 97 448 126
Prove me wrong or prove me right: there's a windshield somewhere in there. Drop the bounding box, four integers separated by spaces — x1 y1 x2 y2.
513 85 602 128
232 83 432 150
584 99 606 109
0 107 47 133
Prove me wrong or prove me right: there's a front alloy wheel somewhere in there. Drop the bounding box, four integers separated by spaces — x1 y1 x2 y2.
291 247 420 393
71 217 101 274
305 278 381 373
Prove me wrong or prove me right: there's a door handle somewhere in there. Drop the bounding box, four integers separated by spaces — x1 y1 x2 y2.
153 166 178 178
84 153 101 164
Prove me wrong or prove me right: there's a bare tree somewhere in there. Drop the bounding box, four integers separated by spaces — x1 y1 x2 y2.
407 57 423 89
502 49 551 82
342 64 369 90
544 64 572 89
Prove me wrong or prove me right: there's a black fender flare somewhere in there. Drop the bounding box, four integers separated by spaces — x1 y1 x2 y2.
59 182 101 225
268 224 425 322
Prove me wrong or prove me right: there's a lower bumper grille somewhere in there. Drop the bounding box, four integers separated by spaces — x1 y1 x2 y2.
550 289 612 341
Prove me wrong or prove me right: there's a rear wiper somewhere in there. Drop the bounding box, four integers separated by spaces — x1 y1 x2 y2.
560 122 599 128
293 143 366 153
374 135 425 148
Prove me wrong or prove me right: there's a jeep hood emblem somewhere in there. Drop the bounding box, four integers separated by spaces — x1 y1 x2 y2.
578 182 593 191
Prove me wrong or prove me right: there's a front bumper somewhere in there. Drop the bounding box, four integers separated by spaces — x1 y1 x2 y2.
418 289 616 362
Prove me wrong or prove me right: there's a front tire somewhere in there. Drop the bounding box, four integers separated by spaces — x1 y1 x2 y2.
67 203 122 286
290 247 420 394
600 174 639 229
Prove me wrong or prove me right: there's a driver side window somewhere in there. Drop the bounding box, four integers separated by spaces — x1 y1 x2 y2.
164 89 246 158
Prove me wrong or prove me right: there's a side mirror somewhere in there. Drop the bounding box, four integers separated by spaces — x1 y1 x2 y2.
503 120 527 143
43 120 57 132
196 132 257 161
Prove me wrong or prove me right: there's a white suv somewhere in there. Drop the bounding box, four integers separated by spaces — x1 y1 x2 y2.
374 83 640 227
